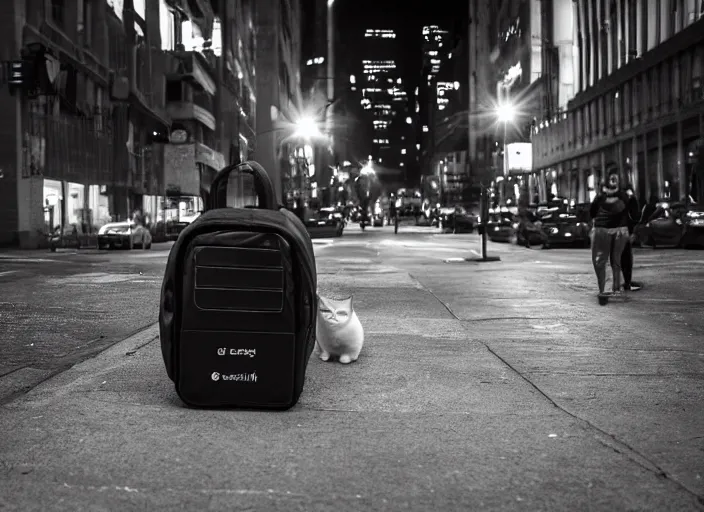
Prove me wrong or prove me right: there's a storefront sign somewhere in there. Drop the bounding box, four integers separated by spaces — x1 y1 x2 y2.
506 142 532 175
164 143 200 196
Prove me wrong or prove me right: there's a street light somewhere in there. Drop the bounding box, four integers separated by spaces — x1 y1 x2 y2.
497 102 515 194
293 115 324 139
361 163 375 175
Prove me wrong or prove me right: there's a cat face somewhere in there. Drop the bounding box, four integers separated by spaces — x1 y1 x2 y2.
318 295 353 324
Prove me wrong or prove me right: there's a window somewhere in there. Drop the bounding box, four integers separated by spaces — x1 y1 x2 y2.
51 0 64 26
160 0 176 51
82 0 93 47
166 81 182 102
95 86 103 131
660 61 671 112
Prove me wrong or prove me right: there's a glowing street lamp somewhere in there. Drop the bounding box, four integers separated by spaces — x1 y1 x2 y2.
360 163 375 176
497 103 515 123
293 115 323 139
497 102 515 181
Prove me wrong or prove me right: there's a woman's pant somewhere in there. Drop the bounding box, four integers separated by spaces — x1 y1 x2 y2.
621 238 633 286
591 227 630 293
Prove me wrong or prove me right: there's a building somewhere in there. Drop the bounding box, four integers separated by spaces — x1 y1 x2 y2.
419 24 451 169
532 0 704 207
429 25 473 205
160 0 257 215
466 0 502 198
487 0 546 207
0 0 258 248
300 0 334 206
0 0 172 248
253 0 304 208
359 28 410 185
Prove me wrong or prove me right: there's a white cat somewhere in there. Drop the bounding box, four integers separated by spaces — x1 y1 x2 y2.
315 294 364 364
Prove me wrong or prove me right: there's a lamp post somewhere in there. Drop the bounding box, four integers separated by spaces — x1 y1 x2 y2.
497 102 515 205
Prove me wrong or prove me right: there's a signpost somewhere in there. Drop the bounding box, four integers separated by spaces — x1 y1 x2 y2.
462 183 500 263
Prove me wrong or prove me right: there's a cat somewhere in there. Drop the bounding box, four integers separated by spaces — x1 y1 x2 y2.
315 294 364 364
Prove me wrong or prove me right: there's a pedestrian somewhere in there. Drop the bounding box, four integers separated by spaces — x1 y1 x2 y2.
621 183 643 291
589 169 638 299
639 194 660 224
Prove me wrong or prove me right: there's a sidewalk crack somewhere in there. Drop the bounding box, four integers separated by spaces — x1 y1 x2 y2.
414 273 704 508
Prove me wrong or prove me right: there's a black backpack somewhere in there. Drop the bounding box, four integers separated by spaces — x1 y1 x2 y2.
159 161 318 410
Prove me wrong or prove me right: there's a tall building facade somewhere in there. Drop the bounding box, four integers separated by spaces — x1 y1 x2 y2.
419 25 451 171
429 26 472 205
488 0 547 207
0 0 256 248
532 0 704 207
466 0 499 195
254 0 303 207
358 28 412 185
301 0 334 206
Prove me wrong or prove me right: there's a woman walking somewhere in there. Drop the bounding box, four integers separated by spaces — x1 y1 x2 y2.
621 183 643 291
589 170 640 301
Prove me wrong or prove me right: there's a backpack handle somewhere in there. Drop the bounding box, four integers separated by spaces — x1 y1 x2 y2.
208 160 278 211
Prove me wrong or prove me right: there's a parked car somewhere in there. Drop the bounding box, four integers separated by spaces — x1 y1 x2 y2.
98 221 152 250
539 208 591 249
304 208 344 238
439 205 477 233
634 201 704 248
486 209 517 242
48 223 97 251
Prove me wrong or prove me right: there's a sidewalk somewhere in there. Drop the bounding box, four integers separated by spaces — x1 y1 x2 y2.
0 258 701 511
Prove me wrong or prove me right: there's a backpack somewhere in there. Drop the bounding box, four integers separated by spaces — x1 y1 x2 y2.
159 161 317 409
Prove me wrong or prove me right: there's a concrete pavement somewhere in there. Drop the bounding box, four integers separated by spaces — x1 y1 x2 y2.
1 228 703 511
0 244 172 404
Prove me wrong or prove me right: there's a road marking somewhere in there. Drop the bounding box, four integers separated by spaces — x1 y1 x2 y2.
46 272 142 285
337 258 374 264
0 257 60 263
531 323 564 330
0 270 19 277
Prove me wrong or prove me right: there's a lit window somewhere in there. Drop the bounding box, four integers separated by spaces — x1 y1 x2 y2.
401 149 406 154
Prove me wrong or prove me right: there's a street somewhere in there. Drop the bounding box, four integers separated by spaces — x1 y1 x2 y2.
1 226 703 510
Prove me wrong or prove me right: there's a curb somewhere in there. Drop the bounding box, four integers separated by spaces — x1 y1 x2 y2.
0 323 159 406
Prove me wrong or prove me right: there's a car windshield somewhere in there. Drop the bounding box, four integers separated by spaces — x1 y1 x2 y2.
316 209 335 219
104 223 132 233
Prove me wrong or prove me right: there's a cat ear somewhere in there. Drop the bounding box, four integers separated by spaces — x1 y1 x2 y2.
343 295 353 308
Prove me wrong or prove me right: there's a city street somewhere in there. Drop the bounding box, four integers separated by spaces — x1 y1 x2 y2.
0 226 703 510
